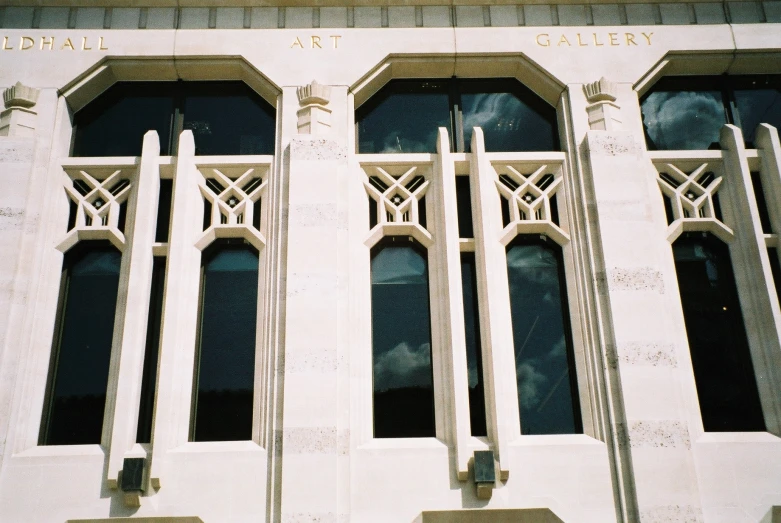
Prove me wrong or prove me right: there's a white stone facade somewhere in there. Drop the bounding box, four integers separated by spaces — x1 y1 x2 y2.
0 2 780 522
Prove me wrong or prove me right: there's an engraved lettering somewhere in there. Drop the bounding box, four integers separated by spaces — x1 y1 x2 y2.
642 32 653 45
81 37 92 51
291 37 304 49
99 36 108 50
20 37 34 50
3 37 13 50
61 38 75 50
593 33 604 47
557 35 571 47
330 35 341 48
608 33 619 46
577 33 588 46
40 36 54 50
625 33 637 46
311 35 322 49
536 33 550 47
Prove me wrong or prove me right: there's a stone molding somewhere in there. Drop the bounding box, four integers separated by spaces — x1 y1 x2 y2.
0 82 40 137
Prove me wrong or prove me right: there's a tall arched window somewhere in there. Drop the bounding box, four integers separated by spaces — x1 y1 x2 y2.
72 81 276 157
191 240 259 442
371 238 435 438
672 232 765 432
356 78 559 154
41 241 122 445
506 237 581 435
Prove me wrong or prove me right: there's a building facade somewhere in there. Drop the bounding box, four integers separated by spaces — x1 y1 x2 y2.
0 1 781 522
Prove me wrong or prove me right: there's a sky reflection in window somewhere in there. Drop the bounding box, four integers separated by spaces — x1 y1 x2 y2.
642 90 725 150
371 243 435 438
506 240 580 435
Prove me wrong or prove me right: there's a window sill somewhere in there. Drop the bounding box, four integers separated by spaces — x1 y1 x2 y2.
509 433 603 447
358 437 447 451
695 432 781 444
171 440 266 454
16 444 106 458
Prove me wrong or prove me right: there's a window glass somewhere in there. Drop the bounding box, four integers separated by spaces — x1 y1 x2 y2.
371 241 435 438
461 253 487 437
42 243 121 445
641 78 726 150
192 243 259 441
356 78 559 154
136 257 166 444
733 76 781 147
73 82 275 157
73 83 175 157
506 239 581 435
357 80 450 154
673 233 765 432
183 82 275 155
460 80 559 153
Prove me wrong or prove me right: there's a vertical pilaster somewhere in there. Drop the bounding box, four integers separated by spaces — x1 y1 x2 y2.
434 128 471 480
721 124 781 435
470 128 519 480
149 131 202 487
106 131 161 488
579 83 704 521
278 84 348 522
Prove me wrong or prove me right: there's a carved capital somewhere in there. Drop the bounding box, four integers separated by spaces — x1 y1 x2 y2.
297 80 331 107
297 80 332 135
583 77 617 103
3 82 40 110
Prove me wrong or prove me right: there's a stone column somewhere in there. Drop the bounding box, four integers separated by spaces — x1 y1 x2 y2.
577 79 705 522
277 81 350 522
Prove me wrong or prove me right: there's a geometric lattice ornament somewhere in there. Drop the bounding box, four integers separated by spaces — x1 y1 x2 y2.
58 166 133 253
656 162 733 243
493 163 569 246
363 164 432 248
196 165 267 251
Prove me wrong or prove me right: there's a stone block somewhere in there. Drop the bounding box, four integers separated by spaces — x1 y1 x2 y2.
524 5 553 26
111 8 140 29
558 5 588 26
389 7 415 28
251 7 278 29
625 4 658 25
286 8 313 29
39 7 69 29
422 6 451 27
3 7 34 29
660 3 692 25
75 8 104 29
355 7 381 28
180 8 209 29
146 8 176 29
694 3 727 24
765 1 781 22
490 6 518 27
728 2 764 23
455 6 483 27
216 8 244 29
320 7 345 28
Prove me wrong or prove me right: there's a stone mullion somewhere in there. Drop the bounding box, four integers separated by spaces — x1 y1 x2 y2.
433 127 471 480
105 131 161 489
149 130 202 488
720 124 781 436
469 127 520 480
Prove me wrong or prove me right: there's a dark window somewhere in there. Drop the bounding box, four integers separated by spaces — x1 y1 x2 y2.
461 253 487 437
506 237 581 435
136 257 166 444
191 241 259 441
357 78 559 154
41 242 122 445
641 75 781 150
673 233 765 432
371 238 435 438
73 82 275 157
